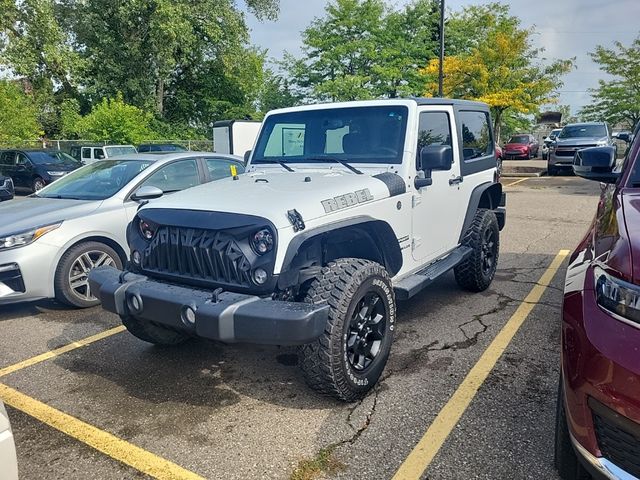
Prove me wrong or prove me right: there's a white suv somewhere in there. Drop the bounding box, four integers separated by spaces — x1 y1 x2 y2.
89 99 506 401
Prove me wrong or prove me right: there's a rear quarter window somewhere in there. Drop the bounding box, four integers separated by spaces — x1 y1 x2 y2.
459 111 493 161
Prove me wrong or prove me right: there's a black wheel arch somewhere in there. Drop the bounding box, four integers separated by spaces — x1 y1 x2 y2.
459 182 504 243
277 216 403 291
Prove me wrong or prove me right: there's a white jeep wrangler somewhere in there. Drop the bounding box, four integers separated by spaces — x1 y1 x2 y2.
89 99 506 401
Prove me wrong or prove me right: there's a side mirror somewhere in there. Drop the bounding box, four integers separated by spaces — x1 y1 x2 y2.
96 154 106 160
244 150 251 164
573 146 620 184
415 145 453 189
131 185 164 202
617 133 631 143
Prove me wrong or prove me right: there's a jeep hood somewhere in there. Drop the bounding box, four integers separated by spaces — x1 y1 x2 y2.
0 197 101 236
142 169 397 228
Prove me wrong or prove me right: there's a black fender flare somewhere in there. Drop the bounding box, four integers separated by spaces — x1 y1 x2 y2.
459 182 504 242
277 216 403 290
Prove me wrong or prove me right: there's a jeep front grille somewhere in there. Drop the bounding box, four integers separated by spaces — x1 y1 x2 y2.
142 226 252 287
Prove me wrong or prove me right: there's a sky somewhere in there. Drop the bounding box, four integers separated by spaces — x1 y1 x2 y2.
245 0 640 115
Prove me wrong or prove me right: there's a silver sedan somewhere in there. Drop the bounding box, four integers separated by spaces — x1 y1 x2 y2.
0 152 244 307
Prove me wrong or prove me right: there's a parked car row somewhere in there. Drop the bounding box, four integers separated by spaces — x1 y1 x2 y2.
0 152 244 307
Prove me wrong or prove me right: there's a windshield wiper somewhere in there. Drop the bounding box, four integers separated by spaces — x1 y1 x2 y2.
253 160 295 172
305 156 363 175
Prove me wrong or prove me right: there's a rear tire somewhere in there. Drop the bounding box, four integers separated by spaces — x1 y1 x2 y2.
455 209 499 292
54 241 122 308
299 258 396 402
555 375 590 480
121 315 190 346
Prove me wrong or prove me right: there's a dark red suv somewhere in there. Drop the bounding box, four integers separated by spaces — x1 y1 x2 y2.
555 125 640 480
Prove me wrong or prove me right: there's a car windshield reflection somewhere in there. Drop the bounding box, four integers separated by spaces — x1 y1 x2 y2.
36 159 153 201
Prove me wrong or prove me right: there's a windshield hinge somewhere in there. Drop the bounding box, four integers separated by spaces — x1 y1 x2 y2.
412 195 422 208
287 209 306 232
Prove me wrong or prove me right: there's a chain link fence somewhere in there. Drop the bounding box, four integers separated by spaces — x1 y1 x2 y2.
0 139 215 153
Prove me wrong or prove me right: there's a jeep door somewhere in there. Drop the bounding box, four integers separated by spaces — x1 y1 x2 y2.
411 107 467 262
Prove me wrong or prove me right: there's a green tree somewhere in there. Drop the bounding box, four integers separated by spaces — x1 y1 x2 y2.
287 0 440 101
258 71 301 112
580 37 640 129
422 3 573 140
60 0 278 122
0 80 44 145
66 95 156 144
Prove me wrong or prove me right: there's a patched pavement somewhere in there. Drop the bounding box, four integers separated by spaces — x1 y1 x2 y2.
0 175 600 479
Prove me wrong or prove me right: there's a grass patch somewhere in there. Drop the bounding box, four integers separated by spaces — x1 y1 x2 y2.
290 445 346 480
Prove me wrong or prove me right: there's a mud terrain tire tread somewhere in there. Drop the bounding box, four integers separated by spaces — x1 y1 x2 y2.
299 258 395 402
454 208 499 292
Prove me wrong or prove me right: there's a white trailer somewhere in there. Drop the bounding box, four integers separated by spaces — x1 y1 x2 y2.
213 120 261 157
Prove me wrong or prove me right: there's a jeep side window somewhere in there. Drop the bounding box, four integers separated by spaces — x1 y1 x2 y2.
460 111 492 160
416 112 452 167
82 147 92 160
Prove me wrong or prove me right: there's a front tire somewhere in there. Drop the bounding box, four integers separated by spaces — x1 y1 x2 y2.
299 259 396 402
54 241 122 308
455 209 500 292
121 315 190 346
548 163 558 176
32 176 45 192
555 375 590 480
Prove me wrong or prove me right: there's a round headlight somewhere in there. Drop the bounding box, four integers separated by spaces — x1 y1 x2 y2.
251 228 274 255
139 219 156 240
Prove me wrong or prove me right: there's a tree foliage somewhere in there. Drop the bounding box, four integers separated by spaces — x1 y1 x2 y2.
0 80 44 144
422 3 573 140
580 37 640 129
64 94 156 144
0 0 280 138
287 0 439 101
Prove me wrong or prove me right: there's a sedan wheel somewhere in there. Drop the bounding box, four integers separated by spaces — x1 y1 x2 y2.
55 242 123 308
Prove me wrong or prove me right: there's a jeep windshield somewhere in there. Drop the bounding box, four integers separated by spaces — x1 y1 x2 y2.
36 159 153 200
559 125 607 139
252 106 408 166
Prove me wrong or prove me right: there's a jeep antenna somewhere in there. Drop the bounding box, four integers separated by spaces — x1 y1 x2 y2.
438 0 445 97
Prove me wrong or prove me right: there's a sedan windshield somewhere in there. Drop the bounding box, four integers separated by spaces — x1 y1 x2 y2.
508 135 529 144
253 106 408 165
559 125 607 139
36 160 153 200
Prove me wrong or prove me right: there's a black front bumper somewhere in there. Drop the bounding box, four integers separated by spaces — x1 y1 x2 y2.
88 266 329 345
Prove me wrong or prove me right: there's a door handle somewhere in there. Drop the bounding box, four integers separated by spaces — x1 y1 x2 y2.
449 176 463 186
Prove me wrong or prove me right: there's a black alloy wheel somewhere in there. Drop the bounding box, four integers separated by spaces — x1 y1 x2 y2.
346 292 387 372
481 227 497 277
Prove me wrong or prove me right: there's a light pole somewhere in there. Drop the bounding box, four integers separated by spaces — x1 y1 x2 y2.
438 0 445 97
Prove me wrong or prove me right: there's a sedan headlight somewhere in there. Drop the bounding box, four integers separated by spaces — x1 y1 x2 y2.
0 223 62 250
594 266 640 325
596 141 609 147
250 228 274 255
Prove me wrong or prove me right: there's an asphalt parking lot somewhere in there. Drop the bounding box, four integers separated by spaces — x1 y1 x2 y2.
0 174 601 480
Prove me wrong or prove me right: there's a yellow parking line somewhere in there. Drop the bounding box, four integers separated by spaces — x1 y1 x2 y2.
0 326 126 378
392 249 570 480
0 383 204 479
504 177 530 187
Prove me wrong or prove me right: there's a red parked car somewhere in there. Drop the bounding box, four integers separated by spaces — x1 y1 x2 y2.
555 123 640 479
503 134 539 159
